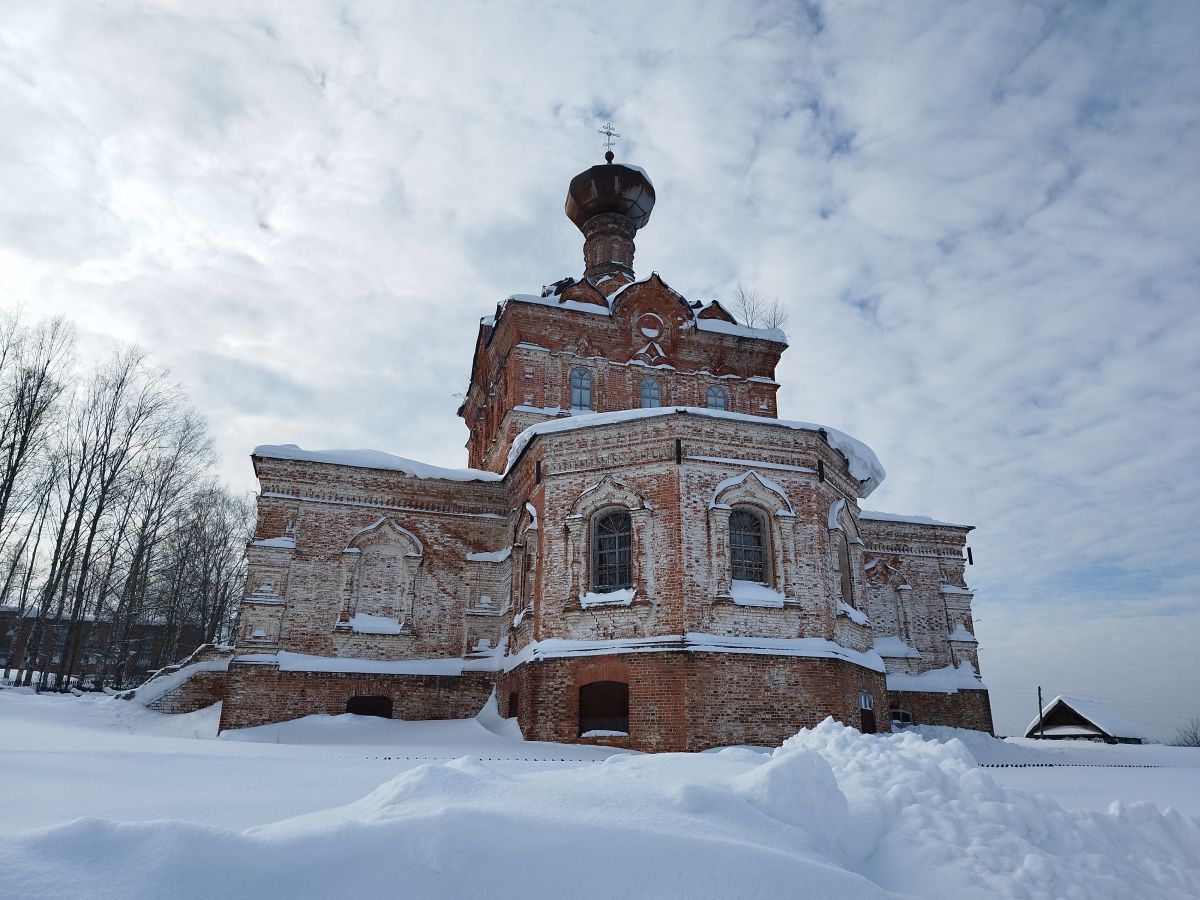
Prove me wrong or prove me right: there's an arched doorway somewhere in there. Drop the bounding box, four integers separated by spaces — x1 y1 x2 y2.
346 695 393 718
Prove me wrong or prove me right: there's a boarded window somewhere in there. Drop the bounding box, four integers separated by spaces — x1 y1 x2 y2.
592 510 632 592
570 367 592 410
639 378 661 408
837 532 855 607
890 707 913 726
706 386 726 410
579 681 629 735
730 509 766 583
346 695 393 718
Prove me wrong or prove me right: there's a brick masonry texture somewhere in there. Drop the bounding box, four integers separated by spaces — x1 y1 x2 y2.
212 166 993 748
888 689 995 734
148 672 229 714
218 664 495 731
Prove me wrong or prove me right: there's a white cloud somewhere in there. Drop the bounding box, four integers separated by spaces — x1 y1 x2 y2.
2 0 1197 739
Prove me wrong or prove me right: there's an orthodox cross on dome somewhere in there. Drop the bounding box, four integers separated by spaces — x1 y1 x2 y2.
597 122 620 161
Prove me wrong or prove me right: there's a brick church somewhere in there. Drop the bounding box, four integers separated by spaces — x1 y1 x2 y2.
219 153 993 750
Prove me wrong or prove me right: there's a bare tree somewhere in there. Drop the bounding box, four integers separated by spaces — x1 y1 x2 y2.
0 314 73 542
1 315 249 691
731 283 789 332
1174 717 1200 747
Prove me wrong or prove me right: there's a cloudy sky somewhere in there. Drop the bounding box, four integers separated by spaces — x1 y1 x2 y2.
2 0 1198 739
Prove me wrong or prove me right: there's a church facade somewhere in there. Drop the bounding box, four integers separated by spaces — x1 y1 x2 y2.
219 156 993 751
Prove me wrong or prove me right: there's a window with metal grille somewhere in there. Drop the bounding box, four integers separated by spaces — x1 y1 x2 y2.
639 378 660 408
570 367 592 410
706 386 726 410
592 510 632 592
730 509 766 583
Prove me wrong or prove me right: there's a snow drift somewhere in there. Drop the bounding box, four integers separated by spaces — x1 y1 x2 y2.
2 719 1196 899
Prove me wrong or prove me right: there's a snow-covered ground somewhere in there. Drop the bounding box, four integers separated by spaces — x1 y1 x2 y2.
0 689 1196 899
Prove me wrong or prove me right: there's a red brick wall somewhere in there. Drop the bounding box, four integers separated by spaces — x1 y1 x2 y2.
147 671 229 714
461 277 785 470
218 663 495 731
498 652 886 753
888 689 994 734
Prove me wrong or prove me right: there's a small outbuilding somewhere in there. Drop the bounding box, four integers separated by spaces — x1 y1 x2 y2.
1024 694 1147 744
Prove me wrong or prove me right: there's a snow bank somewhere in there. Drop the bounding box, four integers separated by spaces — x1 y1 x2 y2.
3 719 1197 899
505 407 885 497
253 445 502 482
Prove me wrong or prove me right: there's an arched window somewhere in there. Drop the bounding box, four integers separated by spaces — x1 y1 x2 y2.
639 378 660 408
730 508 767 584
579 681 629 735
570 367 592 410
591 510 632 592
706 386 726 410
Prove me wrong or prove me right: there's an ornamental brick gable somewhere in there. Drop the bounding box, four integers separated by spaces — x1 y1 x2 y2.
211 155 993 748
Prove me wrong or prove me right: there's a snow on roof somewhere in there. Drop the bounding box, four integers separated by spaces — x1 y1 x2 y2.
253 445 502 482
504 292 612 316
1024 695 1148 741
886 661 986 694
693 317 787 344
859 510 972 529
506 407 885 497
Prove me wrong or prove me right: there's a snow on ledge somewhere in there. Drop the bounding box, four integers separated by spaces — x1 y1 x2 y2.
251 536 295 549
580 587 635 608
859 510 971 529
502 632 884 673
235 650 498 676
466 546 513 563
253 445 502 482
581 729 629 738
887 661 986 694
344 613 405 635
947 624 977 642
123 656 231 706
873 636 920 658
506 407 885 497
729 580 787 608
940 583 973 595
837 601 869 626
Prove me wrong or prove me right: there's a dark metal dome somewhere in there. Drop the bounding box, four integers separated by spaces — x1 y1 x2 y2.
565 162 656 232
